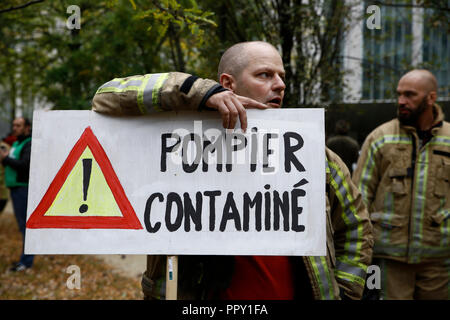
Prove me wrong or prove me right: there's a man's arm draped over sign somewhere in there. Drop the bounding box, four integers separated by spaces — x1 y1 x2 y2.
92 72 268 131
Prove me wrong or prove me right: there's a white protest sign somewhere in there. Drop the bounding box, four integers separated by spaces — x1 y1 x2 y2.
25 109 325 256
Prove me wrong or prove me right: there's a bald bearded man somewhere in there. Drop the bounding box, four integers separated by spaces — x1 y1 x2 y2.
353 69 450 299
92 41 373 300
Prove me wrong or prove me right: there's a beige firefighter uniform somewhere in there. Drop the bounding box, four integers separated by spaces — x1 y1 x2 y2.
353 104 450 299
377 257 449 299
92 72 373 300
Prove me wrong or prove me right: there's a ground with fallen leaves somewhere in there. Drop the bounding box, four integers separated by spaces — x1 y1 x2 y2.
0 211 143 300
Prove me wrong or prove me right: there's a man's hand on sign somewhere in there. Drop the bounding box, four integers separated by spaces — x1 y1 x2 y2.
205 90 268 132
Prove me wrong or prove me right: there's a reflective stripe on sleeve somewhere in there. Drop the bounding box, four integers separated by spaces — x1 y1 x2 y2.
308 256 336 300
142 73 169 113
95 73 169 114
96 76 144 93
327 158 371 288
327 160 363 262
335 259 366 286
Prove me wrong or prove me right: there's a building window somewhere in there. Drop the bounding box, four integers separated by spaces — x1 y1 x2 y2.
422 6 449 99
360 0 449 102
362 1 412 101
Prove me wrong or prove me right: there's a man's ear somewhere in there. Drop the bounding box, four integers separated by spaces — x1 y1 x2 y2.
427 91 437 106
220 73 235 91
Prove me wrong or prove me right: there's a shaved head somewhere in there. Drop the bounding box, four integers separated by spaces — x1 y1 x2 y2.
396 69 438 128
217 41 285 107
217 41 280 80
400 69 438 94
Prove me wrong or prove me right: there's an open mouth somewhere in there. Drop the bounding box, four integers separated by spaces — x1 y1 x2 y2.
399 106 410 114
267 97 281 107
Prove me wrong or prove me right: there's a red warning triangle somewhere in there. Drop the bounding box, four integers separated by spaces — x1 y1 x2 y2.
27 126 143 229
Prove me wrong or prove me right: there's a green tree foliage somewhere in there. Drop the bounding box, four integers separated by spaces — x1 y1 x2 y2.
0 0 50 120
0 0 447 116
0 0 217 115
197 0 353 107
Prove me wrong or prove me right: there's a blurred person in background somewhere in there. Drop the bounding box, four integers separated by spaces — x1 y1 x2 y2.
326 119 360 174
0 117 34 271
353 69 450 299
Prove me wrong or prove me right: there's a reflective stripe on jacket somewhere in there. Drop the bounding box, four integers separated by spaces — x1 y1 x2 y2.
92 72 221 115
353 104 450 264
92 72 373 299
315 148 372 300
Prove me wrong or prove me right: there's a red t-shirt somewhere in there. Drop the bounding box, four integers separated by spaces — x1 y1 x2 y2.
220 256 294 300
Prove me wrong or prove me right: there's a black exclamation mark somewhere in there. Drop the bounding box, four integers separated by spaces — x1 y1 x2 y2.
79 159 92 213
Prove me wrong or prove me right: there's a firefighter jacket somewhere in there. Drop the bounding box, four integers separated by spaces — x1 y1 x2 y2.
353 104 450 264
92 72 373 300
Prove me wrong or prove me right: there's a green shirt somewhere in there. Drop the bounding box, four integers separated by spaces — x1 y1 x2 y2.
5 137 31 188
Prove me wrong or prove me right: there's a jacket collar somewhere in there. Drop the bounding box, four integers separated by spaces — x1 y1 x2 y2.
430 103 444 135
399 103 444 135
17 133 31 142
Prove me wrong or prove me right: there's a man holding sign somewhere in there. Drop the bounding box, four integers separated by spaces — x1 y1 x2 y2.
92 41 373 300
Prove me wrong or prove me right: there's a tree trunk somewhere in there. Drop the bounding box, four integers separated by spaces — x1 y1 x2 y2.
277 0 295 107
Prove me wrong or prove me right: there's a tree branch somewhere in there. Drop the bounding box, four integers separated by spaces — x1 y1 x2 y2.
0 0 44 14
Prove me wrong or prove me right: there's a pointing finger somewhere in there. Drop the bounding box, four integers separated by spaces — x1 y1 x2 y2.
237 95 268 109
